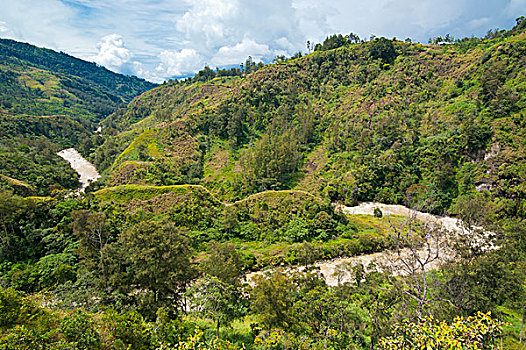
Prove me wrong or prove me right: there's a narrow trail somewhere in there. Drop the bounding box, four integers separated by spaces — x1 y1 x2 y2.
57 148 101 193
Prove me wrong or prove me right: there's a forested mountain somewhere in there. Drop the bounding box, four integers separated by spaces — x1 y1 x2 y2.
95 20 525 220
0 38 157 195
1 19 526 350
0 38 156 120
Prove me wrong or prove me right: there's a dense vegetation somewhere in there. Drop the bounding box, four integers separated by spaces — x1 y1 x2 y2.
93 18 526 220
0 38 156 121
0 38 157 195
1 17 526 349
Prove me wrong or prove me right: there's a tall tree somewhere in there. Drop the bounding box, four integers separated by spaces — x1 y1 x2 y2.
119 221 195 319
187 275 247 338
200 242 244 285
250 270 296 330
71 210 109 281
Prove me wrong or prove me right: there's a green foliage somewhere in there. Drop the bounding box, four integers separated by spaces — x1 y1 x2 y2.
292 286 370 348
60 310 101 349
0 194 82 286
2 22 526 350
0 288 23 329
116 220 195 319
0 115 88 195
314 34 350 51
369 37 398 64
244 131 301 191
187 276 247 337
200 242 244 284
378 312 506 349
35 253 76 290
0 38 155 196
96 26 526 218
283 218 312 242
98 309 152 350
249 270 316 331
0 38 156 121
171 329 238 350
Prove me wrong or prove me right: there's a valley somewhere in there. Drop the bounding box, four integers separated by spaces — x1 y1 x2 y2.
57 148 100 192
1 18 526 350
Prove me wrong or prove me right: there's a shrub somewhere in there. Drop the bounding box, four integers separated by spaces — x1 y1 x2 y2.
378 312 506 349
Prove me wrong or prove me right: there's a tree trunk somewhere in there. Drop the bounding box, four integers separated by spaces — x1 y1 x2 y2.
216 319 220 338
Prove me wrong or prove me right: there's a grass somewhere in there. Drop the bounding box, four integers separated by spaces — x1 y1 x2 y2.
93 184 219 203
0 173 34 189
233 190 325 206
347 214 407 235
499 305 526 349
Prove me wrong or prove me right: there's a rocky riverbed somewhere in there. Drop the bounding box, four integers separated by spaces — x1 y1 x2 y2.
247 203 463 286
57 148 101 192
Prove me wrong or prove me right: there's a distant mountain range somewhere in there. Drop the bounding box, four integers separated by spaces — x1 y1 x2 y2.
0 38 156 195
0 38 156 122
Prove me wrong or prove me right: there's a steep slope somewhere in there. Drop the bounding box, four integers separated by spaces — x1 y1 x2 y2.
95 24 526 218
0 38 157 195
0 38 157 121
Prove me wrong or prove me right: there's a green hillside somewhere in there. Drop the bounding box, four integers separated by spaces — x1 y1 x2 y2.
2 19 526 350
0 38 157 121
95 23 526 218
0 38 157 195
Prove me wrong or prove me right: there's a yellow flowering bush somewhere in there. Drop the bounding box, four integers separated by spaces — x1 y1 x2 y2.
161 329 240 350
378 312 506 350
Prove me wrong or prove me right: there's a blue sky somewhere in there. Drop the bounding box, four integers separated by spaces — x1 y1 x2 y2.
0 0 524 82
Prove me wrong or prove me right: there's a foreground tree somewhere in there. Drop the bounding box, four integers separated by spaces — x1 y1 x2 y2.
379 212 448 320
250 270 296 330
118 221 195 319
187 276 247 338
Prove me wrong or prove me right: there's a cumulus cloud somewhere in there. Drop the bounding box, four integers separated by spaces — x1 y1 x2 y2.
212 39 271 66
154 48 205 79
92 34 133 72
174 0 303 65
176 0 239 48
0 0 525 82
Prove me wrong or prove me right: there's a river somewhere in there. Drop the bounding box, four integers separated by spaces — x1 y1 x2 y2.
247 203 465 286
57 148 101 192
51 150 470 286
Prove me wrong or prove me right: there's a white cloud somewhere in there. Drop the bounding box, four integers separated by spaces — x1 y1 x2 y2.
275 37 297 52
212 39 271 66
0 0 524 82
0 0 93 55
176 0 239 47
0 21 9 33
92 34 132 72
155 48 205 79
174 0 303 64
